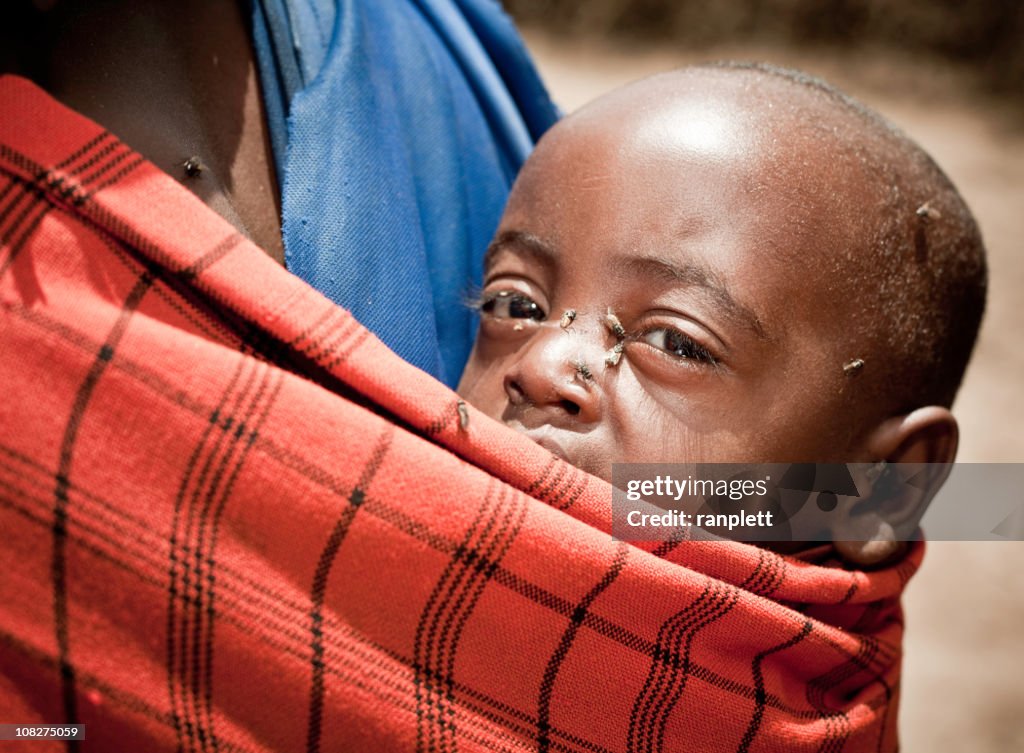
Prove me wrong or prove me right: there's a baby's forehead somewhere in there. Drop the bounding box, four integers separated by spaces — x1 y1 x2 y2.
541 70 884 199
524 78 889 260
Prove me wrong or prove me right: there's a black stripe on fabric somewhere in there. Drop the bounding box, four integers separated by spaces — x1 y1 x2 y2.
0 178 32 229
735 621 812 753
51 267 155 753
294 312 357 364
806 639 875 753
82 156 146 202
523 457 586 513
196 365 285 753
0 179 46 241
0 175 18 204
433 485 527 753
523 457 558 496
93 230 242 347
648 528 694 561
182 358 267 753
0 201 51 278
55 131 113 171
738 548 768 593
167 357 251 753
531 461 570 505
837 580 859 606
413 478 529 753
414 481 502 753
0 142 47 180
179 232 245 282
739 548 786 598
818 630 898 753
630 583 720 753
549 464 587 513
306 426 394 753
77 147 135 194
537 543 629 753
627 579 738 753
0 181 21 230
288 304 344 349
317 327 373 372
423 399 458 436
0 627 260 753
181 360 262 753
69 140 123 182
552 464 588 513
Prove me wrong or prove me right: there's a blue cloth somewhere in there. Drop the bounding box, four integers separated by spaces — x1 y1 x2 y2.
250 0 559 386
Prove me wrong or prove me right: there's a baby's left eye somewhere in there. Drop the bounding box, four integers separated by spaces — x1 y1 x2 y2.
639 328 717 365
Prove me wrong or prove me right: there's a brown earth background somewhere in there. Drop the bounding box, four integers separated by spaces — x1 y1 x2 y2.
503 1 1024 749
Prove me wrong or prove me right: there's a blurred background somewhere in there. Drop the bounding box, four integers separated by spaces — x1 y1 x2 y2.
501 1 1024 750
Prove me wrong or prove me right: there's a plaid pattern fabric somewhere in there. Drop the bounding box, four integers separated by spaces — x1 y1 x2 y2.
0 75 919 753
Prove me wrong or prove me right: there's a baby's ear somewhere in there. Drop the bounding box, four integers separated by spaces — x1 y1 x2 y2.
831 407 958 567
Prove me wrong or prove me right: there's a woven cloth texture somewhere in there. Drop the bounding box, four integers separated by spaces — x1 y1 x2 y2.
0 76 918 753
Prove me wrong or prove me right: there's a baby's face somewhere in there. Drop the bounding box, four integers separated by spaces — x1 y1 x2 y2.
458 81 878 481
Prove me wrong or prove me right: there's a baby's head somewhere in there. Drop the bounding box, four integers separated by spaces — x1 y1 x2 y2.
458 63 986 561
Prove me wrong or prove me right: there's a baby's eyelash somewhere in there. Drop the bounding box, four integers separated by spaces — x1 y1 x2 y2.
463 285 486 312
631 328 719 367
463 289 526 312
473 289 547 321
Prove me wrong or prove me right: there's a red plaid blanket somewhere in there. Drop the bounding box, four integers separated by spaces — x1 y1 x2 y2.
0 75 919 752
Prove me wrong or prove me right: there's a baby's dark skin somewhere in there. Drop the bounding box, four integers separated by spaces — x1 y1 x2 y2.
457 68 962 566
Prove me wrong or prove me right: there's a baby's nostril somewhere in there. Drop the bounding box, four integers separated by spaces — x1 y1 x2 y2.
561 399 581 416
506 378 526 405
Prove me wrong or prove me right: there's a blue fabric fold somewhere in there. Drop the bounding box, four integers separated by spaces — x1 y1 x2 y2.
250 0 559 386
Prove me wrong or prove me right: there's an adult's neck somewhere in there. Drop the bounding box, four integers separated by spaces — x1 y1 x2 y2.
4 0 285 263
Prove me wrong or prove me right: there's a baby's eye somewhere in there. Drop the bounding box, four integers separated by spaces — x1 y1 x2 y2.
480 290 546 321
639 328 717 365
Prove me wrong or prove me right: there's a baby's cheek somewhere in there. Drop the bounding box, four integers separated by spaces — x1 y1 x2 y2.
609 396 742 465
456 353 508 420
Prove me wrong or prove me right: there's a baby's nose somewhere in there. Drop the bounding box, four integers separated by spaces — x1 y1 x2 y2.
502 317 608 426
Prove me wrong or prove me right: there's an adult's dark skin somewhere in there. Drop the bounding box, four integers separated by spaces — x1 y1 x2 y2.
1 0 285 263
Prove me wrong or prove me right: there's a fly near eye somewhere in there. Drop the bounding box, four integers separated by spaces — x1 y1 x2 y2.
481 290 545 321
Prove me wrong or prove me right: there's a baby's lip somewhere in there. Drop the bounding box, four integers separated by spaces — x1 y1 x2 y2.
521 430 571 462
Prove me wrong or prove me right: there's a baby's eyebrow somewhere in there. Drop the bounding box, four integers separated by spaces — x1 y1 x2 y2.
483 230 556 271
617 255 769 341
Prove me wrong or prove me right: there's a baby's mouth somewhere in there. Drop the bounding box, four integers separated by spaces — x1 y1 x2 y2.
508 421 610 480
523 431 571 462
504 417 571 462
